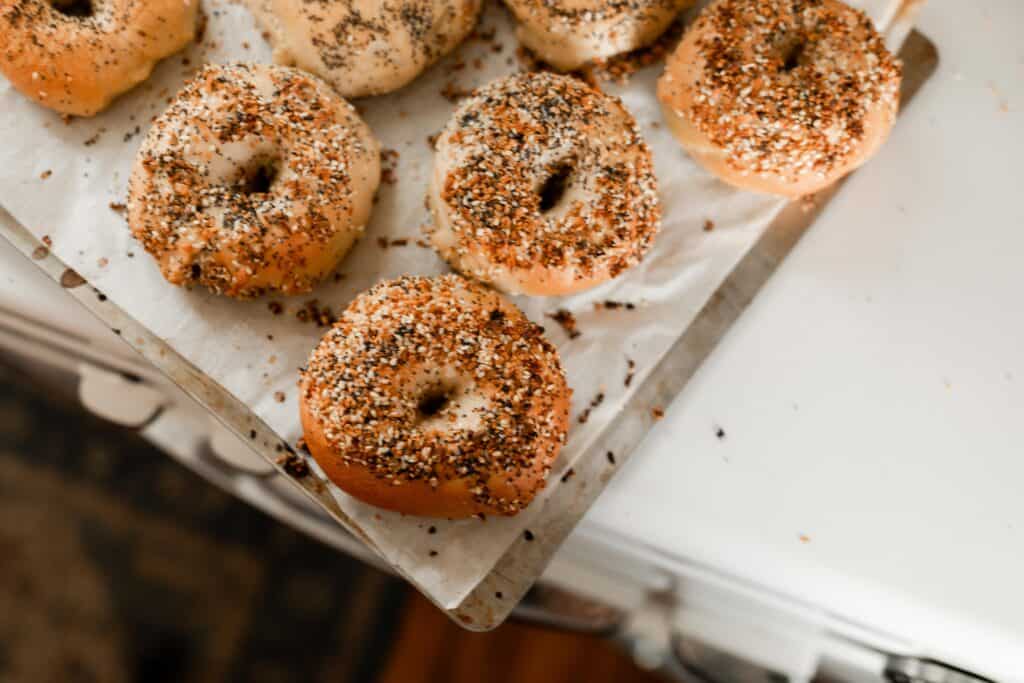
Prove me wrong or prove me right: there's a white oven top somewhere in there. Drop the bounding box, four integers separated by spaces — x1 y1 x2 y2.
2 2 1022 679
589 1 1024 678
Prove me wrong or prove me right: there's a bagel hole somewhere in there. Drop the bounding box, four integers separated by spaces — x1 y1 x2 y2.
780 41 806 72
538 162 574 213
417 387 453 419
51 0 94 17
239 158 280 195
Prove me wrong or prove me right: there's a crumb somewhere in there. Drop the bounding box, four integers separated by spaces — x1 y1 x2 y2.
39 169 52 180
268 301 283 315
595 300 637 311
60 268 86 289
560 468 575 483
42 235 53 247
715 426 726 440
440 81 472 102
296 300 333 327
624 358 636 387
426 132 440 148
297 438 310 454
523 530 535 541
429 550 438 557
703 219 715 232
108 202 126 213
377 236 389 249
380 148 399 184
277 454 309 479
799 534 811 544
495 591 503 599
606 451 616 465
546 309 580 339
577 391 605 424
428 526 437 534
31 246 48 260
652 407 665 420
274 391 286 403
97 257 108 268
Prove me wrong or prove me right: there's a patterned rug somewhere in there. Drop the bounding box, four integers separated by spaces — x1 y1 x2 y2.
0 359 406 683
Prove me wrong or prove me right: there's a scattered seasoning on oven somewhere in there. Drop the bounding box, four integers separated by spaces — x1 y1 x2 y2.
278 453 310 479
389 238 409 247
60 268 86 289
560 468 575 483
39 169 52 180
523 530 535 541
296 438 310 454
577 392 605 424
624 358 636 387
84 133 101 147
274 391 286 403
97 257 108 268
122 126 141 143
96 292 107 302
333 272 346 283
42 235 53 248
268 301 284 315
715 426 726 440
426 132 440 149
415 238 431 249
429 550 438 557
651 407 665 420
31 246 48 260
495 591 503 599
606 451 616 465
799 534 811 544
595 300 637 311
108 202 126 214
377 237 390 249
703 219 716 232
546 309 580 339
428 526 437 534
249 430 257 439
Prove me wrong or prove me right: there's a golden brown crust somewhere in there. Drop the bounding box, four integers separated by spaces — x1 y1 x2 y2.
299 275 571 518
245 0 483 98
428 72 661 296
506 0 694 71
657 0 901 197
0 0 198 116
127 63 381 299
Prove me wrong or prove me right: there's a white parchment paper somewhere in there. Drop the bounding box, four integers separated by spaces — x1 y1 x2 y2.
0 0 902 608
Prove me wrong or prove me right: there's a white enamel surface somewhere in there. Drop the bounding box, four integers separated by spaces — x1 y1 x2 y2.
586 2 1024 679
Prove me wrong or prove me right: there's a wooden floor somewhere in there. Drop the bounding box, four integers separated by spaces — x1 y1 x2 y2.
378 592 671 683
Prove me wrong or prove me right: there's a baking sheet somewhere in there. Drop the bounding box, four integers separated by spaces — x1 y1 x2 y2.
0 0 905 610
